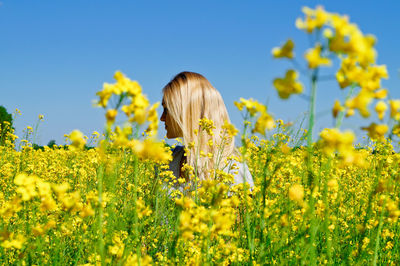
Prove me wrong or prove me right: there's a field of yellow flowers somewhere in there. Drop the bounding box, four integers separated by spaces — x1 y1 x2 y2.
1 6 400 265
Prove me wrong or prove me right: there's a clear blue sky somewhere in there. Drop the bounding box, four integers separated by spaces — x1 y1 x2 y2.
1 0 399 145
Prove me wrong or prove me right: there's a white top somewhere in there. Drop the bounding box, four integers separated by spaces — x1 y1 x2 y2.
168 146 254 189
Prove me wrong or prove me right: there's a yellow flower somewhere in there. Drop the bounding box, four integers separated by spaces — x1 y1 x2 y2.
374 89 387 99
289 184 304 204
96 83 114 108
234 98 266 117
145 102 160 136
375 101 387 120
319 128 355 156
305 44 331 69
296 6 330 33
125 253 153 266
252 112 275 135
280 143 291 154
136 197 153 219
32 225 44 236
345 89 373 118
327 179 339 191
330 14 355 37
349 33 377 67
272 39 294 59
346 108 355 117
96 71 143 109
129 139 172 163
332 100 344 118
361 123 388 141
222 120 239 137
1 233 26 249
359 65 388 92
14 173 38 201
273 70 303 99
80 203 95 218
335 56 361 89
234 101 244 111
389 99 400 120
105 109 118 124
68 130 86 150
199 118 216 135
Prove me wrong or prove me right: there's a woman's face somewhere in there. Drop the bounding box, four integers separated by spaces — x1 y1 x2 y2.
160 99 182 139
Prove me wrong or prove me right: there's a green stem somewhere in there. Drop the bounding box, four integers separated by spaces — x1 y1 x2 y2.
335 84 356 129
132 157 141 264
240 114 254 258
97 165 105 266
306 68 318 265
373 198 386 266
307 70 318 149
322 158 332 264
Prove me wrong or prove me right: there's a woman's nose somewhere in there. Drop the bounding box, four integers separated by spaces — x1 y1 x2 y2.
160 111 166 122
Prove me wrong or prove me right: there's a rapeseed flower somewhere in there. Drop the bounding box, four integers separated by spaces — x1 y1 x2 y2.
289 184 304 204
296 6 330 33
273 69 303 99
1 233 26 249
305 44 331 68
389 99 400 120
361 122 388 141
272 39 294 59
345 89 373 118
253 112 275 135
68 130 86 150
332 100 344 118
375 101 387 120
319 128 355 156
105 109 118 124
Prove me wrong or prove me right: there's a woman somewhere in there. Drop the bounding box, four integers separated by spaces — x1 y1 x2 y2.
160 71 253 189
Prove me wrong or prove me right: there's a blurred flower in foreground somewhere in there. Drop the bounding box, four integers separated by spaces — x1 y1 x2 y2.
234 98 266 117
222 120 239 137
374 101 387 120
345 89 374 118
272 39 294 59
96 71 160 136
332 100 345 118
234 98 275 135
273 70 303 99
389 99 400 120
289 184 304 204
253 112 275 135
296 6 329 33
305 44 331 68
68 130 86 150
361 123 388 141
319 128 355 156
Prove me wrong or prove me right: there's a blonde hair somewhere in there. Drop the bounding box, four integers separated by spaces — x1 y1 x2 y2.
162 72 235 180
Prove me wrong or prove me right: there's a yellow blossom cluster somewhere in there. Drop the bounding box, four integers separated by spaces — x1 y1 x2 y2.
95 71 171 163
274 5 398 139
96 71 159 136
234 98 275 135
273 69 304 99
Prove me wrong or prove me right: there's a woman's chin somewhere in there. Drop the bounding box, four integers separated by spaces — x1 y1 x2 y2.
166 133 179 139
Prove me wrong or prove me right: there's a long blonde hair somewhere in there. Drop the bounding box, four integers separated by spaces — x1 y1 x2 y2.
162 72 235 180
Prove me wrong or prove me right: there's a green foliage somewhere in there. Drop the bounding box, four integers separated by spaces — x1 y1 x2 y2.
47 140 56 147
0 105 14 146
